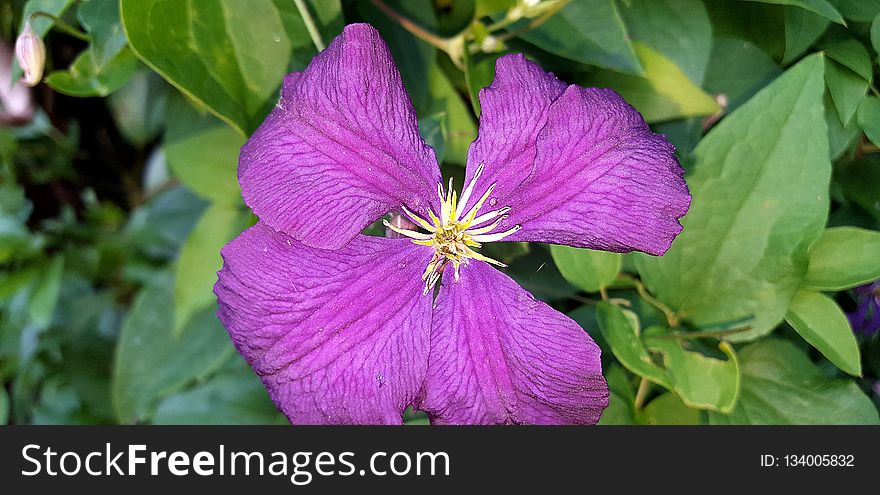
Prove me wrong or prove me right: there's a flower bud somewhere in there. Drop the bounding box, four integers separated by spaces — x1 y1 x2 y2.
15 21 46 87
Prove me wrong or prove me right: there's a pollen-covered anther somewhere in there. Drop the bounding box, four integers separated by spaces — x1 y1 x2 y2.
387 164 520 294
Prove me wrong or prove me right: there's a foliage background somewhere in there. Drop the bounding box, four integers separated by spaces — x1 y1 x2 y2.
1 0 880 425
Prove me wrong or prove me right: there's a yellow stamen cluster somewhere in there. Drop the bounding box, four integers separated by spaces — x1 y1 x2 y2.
383 164 521 294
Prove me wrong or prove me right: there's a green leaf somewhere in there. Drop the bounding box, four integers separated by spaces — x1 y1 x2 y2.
77 0 128 71
120 0 323 134
0 386 7 424
803 227 880 290
706 1 786 61
153 359 286 425
785 289 861 376
872 13 880 56
739 0 845 24
45 47 139 97
638 392 701 425
645 336 741 413
582 43 720 123
514 0 642 74
835 157 880 222
164 123 245 205
857 96 880 147
825 91 861 160
426 63 476 165
595 302 671 388
827 0 880 22
109 69 169 146
549 245 621 292
112 275 233 423
636 55 830 341
418 113 447 165
824 39 873 81
27 256 64 329
782 7 830 65
824 59 869 126
618 0 712 85
174 204 250 335
463 50 503 116
703 37 782 113
708 339 878 424
598 364 637 425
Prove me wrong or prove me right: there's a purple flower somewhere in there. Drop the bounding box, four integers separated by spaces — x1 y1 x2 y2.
214 24 690 425
848 281 880 336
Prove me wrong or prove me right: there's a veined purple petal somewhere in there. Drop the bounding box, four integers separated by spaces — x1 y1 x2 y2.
239 23 441 250
215 222 433 424
462 54 567 207
502 86 691 255
419 261 608 424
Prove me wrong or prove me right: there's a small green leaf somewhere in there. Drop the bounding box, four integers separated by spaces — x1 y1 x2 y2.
112 275 233 423
550 245 621 293
77 0 128 71
596 302 671 388
45 47 139 97
645 336 741 413
739 0 845 25
825 91 861 160
786 288 861 376
857 96 880 147
708 339 878 424
804 227 880 290
174 204 250 335
824 59 868 126
824 39 873 81
27 256 64 329
638 392 701 425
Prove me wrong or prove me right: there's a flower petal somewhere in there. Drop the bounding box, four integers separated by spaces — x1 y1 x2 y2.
215 222 433 424
420 261 608 424
462 54 567 209
503 86 691 255
239 23 441 250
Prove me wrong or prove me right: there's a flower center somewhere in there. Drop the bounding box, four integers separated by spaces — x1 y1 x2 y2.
383 164 521 294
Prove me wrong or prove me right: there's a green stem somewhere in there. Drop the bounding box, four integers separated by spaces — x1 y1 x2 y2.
370 0 452 52
633 378 650 410
28 11 89 41
617 274 680 327
292 0 325 52
650 325 753 340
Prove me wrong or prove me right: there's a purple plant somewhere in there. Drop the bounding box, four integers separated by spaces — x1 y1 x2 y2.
848 281 880 337
214 24 690 424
